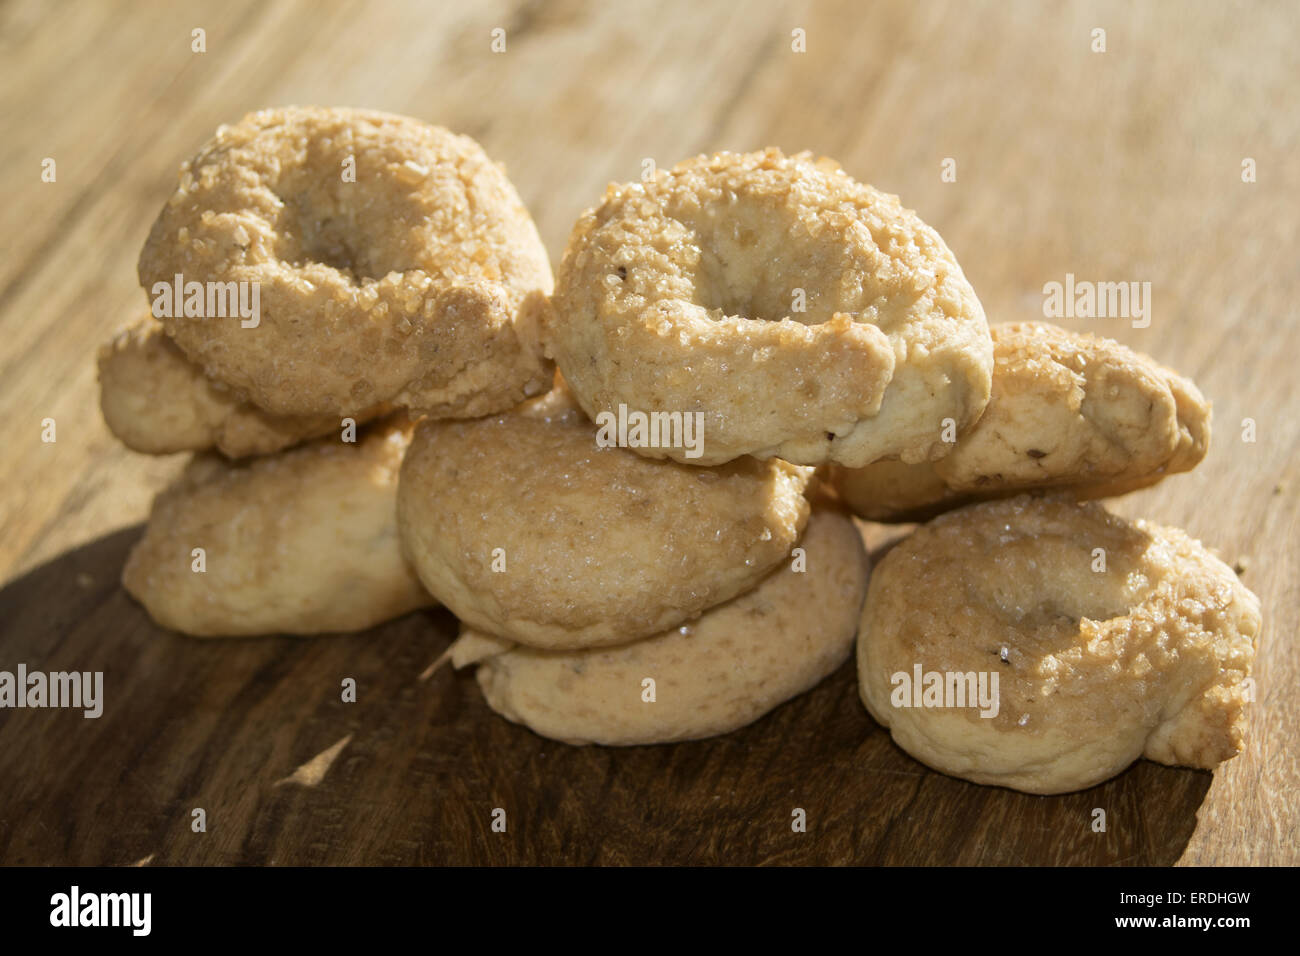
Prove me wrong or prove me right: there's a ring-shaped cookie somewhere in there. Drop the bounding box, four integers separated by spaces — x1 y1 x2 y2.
857 496 1260 794
138 106 553 418
548 148 992 466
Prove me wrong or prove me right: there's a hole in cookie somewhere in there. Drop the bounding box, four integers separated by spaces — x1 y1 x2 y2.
981 535 1145 631
284 196 388 279
679 201 865 326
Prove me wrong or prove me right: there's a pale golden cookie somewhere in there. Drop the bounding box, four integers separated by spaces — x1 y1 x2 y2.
98 315 387 458
397 383 814 650
547 148 992 467
455 505 870 745
858 496 1260 794
123 417 433 636
139 106 553 418
832 322 1211 521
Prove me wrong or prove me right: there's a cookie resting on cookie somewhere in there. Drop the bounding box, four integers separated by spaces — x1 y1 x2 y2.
397 381 814 650
832 322 1211 521
857 495 1260 794
138 106 553 419
98 314 388 458
450 504 870 745
123 416 433 636
547 148 992 467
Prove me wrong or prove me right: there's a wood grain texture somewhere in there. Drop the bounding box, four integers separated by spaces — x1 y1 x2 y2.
0 0 1295 865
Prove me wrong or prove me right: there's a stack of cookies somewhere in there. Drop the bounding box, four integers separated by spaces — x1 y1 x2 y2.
99 107 554 634
102 106 1261 794
398 383 870 745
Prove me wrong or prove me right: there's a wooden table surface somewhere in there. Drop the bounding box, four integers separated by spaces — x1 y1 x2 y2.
0 0 1295 866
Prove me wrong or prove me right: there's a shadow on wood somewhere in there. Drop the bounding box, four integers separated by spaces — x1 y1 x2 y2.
0 526 1213 865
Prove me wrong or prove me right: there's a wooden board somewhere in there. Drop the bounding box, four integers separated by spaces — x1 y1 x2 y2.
0 524 1220 866
0 0 1295 865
